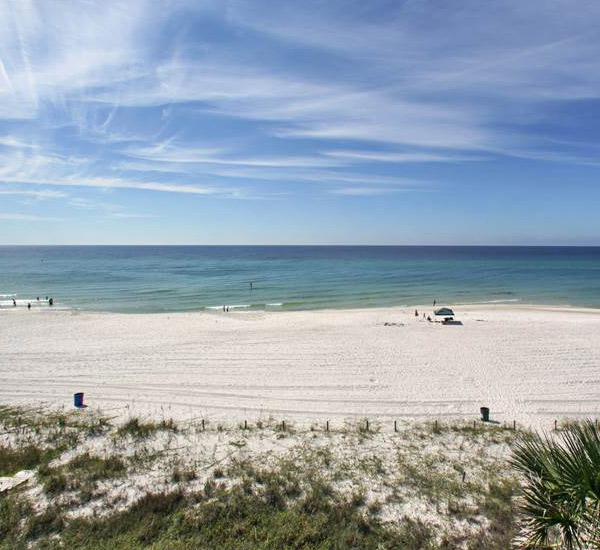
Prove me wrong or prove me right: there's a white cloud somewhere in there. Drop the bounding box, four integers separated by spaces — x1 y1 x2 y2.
323 150 486 163
0 0 598 224
0 136 39 149
0 187 67 198
0 212 61 221
196 165 423 187
0 151 240 196
329 187 404 196
0 0 153 119
68 196 153 218
126 141 347 168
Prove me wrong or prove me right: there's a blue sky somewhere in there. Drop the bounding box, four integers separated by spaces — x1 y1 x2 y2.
1 0 599 245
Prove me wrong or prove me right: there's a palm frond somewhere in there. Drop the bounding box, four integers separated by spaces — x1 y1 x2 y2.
511 419 600 550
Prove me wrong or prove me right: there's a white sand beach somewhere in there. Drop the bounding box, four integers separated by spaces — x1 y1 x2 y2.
1 304 599 430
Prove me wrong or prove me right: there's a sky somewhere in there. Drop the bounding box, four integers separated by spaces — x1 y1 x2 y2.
0 0 599 245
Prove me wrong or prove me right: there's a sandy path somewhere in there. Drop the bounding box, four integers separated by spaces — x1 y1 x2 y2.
1 304 599 429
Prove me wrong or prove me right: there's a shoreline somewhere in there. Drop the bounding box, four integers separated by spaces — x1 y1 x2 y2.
2 301 600 317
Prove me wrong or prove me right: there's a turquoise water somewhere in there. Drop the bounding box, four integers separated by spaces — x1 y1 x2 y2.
0 246 599 313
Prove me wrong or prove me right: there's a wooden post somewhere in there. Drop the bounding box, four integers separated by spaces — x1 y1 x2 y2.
394 420 397 433
434 419 438 430
513 420 516 430
202 419 205 431
554 419 557 431
473 420 476 429
244 420 247 430
462 471 466 482
326 420 329 432
365 419 369 431
282 420 285 430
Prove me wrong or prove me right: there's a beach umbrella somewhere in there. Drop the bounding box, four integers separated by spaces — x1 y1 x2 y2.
434 307 455 317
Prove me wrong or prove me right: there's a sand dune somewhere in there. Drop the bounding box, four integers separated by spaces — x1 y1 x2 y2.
1 304 599 429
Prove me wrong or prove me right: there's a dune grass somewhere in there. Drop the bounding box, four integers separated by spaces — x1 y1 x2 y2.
0 406 522 549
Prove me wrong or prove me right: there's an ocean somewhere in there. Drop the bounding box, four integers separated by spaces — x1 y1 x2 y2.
0 246 599 313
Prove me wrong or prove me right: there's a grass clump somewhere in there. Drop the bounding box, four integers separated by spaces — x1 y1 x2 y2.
25 506 65 541
0 494 31 550
116 417 178 439
0 445 57 476
45 478 436 550
172 466 197 483
39 452 126 499
396 452 466 504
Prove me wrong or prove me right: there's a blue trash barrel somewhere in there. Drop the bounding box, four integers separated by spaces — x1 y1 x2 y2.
74 392 84 408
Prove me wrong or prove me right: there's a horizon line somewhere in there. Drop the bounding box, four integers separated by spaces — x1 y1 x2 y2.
1 244 599 248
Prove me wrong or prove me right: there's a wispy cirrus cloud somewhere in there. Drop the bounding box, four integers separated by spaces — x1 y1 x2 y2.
0 136 40 149
1 0 600 243
0 213 61 222
126 141 347 168
323 150 487 164
68 196 153 218
329 187 407 196
0 187 68 199
0 151 238 196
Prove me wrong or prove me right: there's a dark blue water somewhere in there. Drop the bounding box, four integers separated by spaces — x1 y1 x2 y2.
0 246 599 312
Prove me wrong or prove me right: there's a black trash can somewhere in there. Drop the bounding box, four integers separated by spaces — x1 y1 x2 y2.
480 407 490 422
74 392 84 408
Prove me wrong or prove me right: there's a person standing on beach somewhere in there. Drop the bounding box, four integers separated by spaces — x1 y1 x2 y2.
49 298 54 306
27 303 31 310
433 299 436 306
12 299 16 307
415 309 419 317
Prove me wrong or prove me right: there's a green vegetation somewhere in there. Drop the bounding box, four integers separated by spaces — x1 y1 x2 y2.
0 445 56 476
511 419 600 549
0 405 110 477
0 405 526 549
116 417 178 438
38 452 126 500
0 494 31 550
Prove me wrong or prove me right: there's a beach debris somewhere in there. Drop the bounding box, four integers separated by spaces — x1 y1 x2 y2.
0 469 34 493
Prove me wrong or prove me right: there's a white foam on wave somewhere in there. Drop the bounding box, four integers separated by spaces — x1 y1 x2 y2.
456 298 520 305
0 297 67 309
0 293 16 298
205 304 251 310
266 303 283 307
0 299 33 307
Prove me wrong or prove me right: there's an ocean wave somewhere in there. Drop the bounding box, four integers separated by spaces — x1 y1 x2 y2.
205 304 252 310
0 299 70 310
455 298 520 305
205 302 285 311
